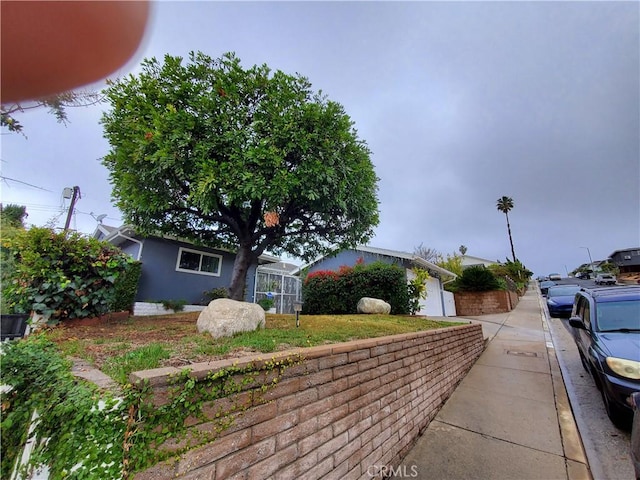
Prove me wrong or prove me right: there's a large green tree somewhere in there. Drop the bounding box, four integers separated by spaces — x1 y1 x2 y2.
101 52 379 300
496 195 516 261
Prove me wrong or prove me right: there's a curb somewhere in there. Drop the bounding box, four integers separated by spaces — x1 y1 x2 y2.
539 290 592 480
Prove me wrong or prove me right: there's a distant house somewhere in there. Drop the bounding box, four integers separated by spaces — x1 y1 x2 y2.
94 225 281 308
298 245 457 317
459 255 499 269
609 248 640 283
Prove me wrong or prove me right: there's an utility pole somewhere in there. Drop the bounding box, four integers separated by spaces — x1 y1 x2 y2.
580 246 595 278
63 186 81 231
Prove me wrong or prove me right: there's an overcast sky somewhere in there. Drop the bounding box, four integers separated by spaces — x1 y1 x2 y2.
1 1 638 277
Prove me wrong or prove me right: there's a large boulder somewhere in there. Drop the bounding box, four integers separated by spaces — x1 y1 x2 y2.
197 299 265 339
357 297 391 315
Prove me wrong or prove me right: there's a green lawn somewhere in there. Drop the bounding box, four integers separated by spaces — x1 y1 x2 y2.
45 312 465 384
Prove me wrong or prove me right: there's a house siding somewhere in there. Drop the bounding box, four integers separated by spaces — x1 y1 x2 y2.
459 255 497 268
134 238 257 304
609 248 640 273
306 250 408 274
120 241 142 260
305 249 454 317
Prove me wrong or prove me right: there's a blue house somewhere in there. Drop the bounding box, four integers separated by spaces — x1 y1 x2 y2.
94 225 280 309
298 245 458 317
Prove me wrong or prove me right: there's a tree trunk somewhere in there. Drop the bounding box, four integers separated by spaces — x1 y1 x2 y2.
228 245 253 301
505 213 516 261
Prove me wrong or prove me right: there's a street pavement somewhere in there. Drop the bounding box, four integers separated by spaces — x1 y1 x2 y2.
393 284 591 480
548 315 634 480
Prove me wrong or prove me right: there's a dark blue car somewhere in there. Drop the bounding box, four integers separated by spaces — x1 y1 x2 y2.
546 284 581 317
539 280 556 296
569 286 640 427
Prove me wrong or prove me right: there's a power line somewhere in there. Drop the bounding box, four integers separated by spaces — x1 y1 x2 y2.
0 176 52 191
75 209 121 223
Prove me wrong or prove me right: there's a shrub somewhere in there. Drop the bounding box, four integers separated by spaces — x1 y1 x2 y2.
408 268 430 315
2 227 137 322
488 259 532 292
202 287 228 304
111 260 141 312
160 299 187 312
455 265 502 291
302 270 345 314
435 252 464 277
302 261 410 314
0 213 25 313
257 298 274 311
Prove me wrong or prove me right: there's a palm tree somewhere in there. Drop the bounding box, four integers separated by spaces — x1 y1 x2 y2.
496 196 516 261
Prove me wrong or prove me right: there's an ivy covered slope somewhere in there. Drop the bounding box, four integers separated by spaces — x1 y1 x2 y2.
101 52 380 300
1 227 140 322
0 334 302 479
1 335 128 479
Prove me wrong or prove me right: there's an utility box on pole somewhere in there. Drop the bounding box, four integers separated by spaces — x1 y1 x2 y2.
63 186 80 231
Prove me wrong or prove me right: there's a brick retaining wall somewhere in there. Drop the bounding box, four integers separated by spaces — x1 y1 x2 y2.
132 323 484 479
454 290 519 316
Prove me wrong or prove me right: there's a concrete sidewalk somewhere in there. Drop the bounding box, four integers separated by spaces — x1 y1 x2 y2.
394 286 591 480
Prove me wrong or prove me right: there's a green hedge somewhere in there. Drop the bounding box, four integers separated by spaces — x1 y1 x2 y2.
454 265 503 292
111 260 141 312
2 227 138 322
302 261 410 314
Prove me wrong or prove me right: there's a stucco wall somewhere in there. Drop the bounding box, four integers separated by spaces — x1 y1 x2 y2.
132 323 484 479
453 290 519 316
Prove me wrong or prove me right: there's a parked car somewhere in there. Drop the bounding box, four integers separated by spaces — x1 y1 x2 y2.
596 273 617 285
569 286 640 427
539 280 556 296
546 284 581 317
548 273 562 281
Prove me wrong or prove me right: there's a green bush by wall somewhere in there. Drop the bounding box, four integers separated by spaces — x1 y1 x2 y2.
2 227 138 322
302 261 410 314
111 259 141 312
454 265 503 292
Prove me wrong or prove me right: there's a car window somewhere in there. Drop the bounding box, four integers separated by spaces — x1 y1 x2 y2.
574 296 591 329
596 300 640 331
581 302 591 330
548 286 580 297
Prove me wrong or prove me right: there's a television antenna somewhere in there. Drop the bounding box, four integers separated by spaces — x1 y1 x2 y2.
90 212 107 224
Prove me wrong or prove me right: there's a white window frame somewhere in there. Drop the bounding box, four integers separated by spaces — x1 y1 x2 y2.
175 247 222 277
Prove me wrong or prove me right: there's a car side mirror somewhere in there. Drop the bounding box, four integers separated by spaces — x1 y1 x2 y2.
569 316 586 330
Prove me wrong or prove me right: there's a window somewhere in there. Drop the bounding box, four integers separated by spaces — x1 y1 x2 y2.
581 302 591 330
176 247 222 276
596 300 640 332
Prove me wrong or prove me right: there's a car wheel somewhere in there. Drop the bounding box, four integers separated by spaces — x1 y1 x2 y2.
601 386 632 429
